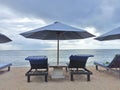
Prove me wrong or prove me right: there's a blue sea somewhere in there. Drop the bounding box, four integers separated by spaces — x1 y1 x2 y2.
0 49 119 67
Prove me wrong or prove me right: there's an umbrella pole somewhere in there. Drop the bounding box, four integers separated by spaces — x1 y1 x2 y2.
57 38 59 65
57 32 60 65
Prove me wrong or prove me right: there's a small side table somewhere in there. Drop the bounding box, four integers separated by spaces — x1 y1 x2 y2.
49 63 67 79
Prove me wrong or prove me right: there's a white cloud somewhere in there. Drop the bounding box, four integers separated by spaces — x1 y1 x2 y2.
0 43 20 50
0 1 120 50
99 0 116 21
0 5 48 50
84 26 101 36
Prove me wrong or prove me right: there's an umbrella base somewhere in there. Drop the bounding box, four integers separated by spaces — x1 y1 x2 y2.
51 67 65 79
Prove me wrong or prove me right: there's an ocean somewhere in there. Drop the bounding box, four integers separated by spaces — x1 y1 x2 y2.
0 49 119 67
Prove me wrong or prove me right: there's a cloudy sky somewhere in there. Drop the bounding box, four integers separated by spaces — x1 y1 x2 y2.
0 0 120 50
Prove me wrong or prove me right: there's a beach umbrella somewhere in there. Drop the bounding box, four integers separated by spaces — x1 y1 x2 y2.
20 22 95 65
95 27 120 41
0 33 12 43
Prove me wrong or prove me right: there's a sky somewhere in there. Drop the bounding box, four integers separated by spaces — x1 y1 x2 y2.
0 0 120 50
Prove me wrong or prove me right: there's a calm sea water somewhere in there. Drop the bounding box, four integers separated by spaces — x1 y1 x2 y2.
0 49 119 67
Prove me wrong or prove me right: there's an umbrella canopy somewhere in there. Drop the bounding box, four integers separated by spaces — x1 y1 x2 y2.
0 33 12 43
20 22 95 65
95 27 120 41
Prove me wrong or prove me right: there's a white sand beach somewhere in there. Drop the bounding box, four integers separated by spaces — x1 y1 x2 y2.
0 67 120 90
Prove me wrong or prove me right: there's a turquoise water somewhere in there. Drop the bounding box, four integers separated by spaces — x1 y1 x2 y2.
0 49 119 67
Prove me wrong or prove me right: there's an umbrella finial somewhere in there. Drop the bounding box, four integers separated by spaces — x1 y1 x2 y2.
54 21 59 24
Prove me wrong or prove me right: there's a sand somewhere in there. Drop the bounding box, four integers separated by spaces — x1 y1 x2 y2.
0 66 120 90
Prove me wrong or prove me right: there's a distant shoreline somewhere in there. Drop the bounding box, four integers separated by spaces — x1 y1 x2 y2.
0 49 120 51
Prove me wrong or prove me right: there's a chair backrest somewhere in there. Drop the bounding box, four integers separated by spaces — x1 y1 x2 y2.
108 54 120 68
29 59 48 69
68 55 88 68
25 56 48 70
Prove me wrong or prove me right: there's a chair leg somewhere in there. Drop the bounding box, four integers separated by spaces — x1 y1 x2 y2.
87 74 90 81
96 65 98 70
27 75 30 82
45 75 48 82
71 73 74 81
8 66 10 71
65 67 68 72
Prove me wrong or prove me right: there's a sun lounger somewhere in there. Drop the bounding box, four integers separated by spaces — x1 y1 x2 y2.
0 63 12 71
94 54 120 72
67 54 93 81
25 56 48 82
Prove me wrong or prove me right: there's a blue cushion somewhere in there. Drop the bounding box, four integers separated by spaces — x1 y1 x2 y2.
94 61 109 67
25 56 48 69
69 54 93 68
70 54 94 59
0 63 12 69
25 56 48 61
